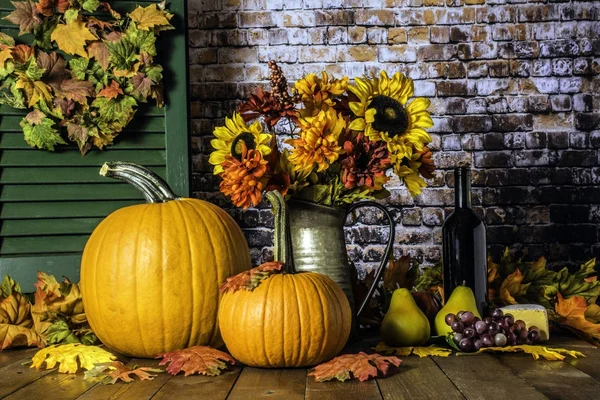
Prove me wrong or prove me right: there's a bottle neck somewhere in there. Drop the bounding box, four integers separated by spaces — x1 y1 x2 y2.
455 168 472 209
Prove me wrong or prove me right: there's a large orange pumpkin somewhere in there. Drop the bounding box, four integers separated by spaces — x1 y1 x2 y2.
81 162 251 358
218 191 352 368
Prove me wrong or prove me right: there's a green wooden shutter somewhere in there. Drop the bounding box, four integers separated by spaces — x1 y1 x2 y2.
0 0 190 290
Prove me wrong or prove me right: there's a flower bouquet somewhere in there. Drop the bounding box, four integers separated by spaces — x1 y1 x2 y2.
209 61 436 209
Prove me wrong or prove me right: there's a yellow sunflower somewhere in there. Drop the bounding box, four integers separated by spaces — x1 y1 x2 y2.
285 108 346 174
295 71 348 117
348 71 433 162
392 151 428 197
209 112 272 175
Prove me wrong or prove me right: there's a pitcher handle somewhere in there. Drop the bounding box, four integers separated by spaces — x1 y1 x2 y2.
345 201 396 317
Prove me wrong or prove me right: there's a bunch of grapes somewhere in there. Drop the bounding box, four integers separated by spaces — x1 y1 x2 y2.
445 308 542 353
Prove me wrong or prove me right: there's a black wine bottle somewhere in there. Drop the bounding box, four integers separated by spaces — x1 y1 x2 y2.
442 167 488 316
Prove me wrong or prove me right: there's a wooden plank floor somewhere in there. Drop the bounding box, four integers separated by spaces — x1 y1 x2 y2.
1 335 599 400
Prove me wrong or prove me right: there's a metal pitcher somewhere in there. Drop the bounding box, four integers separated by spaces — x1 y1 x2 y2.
265 191 395 317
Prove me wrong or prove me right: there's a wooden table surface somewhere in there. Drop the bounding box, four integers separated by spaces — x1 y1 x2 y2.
1 335 599 400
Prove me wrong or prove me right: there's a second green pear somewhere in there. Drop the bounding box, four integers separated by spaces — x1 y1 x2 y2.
381 288 431 347
434 286 481 336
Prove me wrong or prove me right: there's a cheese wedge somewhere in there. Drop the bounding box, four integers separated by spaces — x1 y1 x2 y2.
500 304 549 341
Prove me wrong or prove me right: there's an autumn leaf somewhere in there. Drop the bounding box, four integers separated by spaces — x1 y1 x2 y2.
36 0 69 16
15 74 52 107
584 303 600 324
85 361 163 384
157 346 235 377
384 256 414 291
131 72 152 97
20 114 65 151
308 352 402 382
0 275 45 350
476 345 585 361
12 44 34 64
555 293 600 343
499 269 531 305
373 342 452 358
51 19 96 57
101 1 122 19
37 51 69 90
56 79 94 103
220 262 284 293
4 0 41 35
129 4 172 31
25 109 45 124
88 41 110 70
97 80 123 100
31 344 117 373
0 32 15 46
0 47 13 69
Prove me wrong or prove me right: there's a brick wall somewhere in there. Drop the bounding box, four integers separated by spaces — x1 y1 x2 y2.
187 0 600 271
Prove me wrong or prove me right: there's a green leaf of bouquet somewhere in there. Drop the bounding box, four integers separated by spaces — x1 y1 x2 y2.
125 22 157 56
82 0 100 13
20 114 65 151
0 32 15 46
45 320 80 344
144 64 163 83
33 17 57 50
0 77 27 108
1 274 22 297
68 57 89 80
105 38 138 71
0 60 15 80
556 266 600 302
296 184 332 205
25 58 45 81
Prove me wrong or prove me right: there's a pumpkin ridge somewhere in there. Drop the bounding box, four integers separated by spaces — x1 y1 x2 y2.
189 201 220 346
159 202 167 352
309 273 329 364
320 275 346 357
132 204 152 356
174 200 196 348
289 273 302 367
261 274 275 367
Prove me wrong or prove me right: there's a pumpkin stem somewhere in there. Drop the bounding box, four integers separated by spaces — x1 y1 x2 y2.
265 190 294 273
100 161 179 203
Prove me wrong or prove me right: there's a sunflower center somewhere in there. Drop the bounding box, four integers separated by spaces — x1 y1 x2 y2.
231 132 256 161
368 95 409 137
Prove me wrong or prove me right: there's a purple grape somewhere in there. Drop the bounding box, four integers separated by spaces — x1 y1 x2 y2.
528 327 541 342
475 320 487 335
519 329 529 341
457 311 465 319
515 319 526 330
507 332 518 346
492 308 504 320
494 333 507 347
498 319 509 331
488 321 499 336
460 311 475 324
459 338 474 352
505 314 515 326
481 333 494 347
453 332 464 343
463 327 476 339
484 317 493 325
473 339 483 351
445 313 457 326
451 320 465 333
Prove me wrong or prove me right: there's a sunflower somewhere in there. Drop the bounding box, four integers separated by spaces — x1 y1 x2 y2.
219 146 269 209
285 108 346 174
392 151 429 197
209 112 272 175
295 71 349 117
348 71 433 163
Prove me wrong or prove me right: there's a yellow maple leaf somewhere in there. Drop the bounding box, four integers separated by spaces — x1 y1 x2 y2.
31 343 116 373
15 74 52 107
499 269 530 305
373 342 451 358
477 345 585 361
0 47 13 68
50 19 96 57
129 4 172 30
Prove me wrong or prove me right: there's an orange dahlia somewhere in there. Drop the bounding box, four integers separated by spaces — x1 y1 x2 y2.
341 133 391 190
219 147 268 209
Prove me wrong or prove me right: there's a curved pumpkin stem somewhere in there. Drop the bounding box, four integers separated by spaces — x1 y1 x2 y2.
100 161 179 204
265 190 294 273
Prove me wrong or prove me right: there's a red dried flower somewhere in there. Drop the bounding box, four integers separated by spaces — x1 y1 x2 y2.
341 133 391 190
219 147 268 209
416 146 436 179
239 86 298 129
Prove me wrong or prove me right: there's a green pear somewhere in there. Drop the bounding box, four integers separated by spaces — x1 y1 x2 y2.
381 288 431 347
434 286 481 336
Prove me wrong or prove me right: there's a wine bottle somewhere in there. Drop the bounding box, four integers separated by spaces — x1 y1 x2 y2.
442 167 488 316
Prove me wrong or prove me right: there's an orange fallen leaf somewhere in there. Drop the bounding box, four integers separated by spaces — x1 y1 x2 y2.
499 269 530 305
219 262 283 293
308 352 402 382
555 293 600 342
97 80 123 100
156 346 235 376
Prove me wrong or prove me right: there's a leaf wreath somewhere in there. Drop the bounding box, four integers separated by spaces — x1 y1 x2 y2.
1 0 173 154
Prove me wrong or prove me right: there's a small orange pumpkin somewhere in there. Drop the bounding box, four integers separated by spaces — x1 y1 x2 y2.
218 191 352 368
81 162 251 358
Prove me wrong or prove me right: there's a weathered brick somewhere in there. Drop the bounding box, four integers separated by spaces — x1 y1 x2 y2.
378 46 418 62
355 9 395 25
452 115 493 133
575 113 600 131
314 10 354 26
418 44 457 61
387 27 406 44
437 81 469 97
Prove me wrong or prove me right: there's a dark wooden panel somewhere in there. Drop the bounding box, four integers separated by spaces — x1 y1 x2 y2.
1 200 141 219
0 115 165 133
0 132 166 150
378 356 465 400
0 149 166 167
0 355 56 398
0 166 167 184
227 368 307 400
433 354 548 400
0 183 141 202
1 235 91 255
1 218 103 236
3 371 98 400
152 367 242 400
